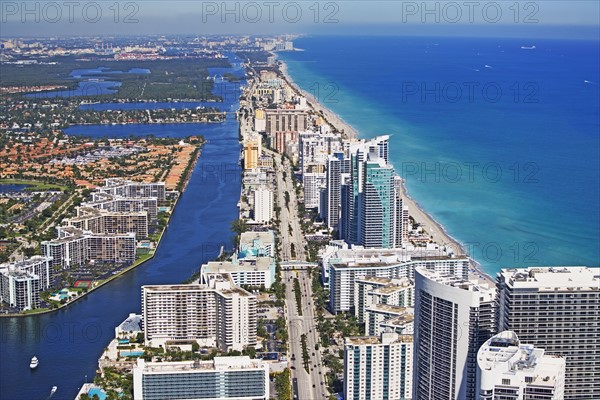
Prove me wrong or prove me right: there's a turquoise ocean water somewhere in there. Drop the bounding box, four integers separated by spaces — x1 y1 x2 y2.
280 35 599 275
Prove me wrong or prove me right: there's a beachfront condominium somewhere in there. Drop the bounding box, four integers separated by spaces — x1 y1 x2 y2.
0 256 53 311
133 356 269 400
394 176 410 246
365 305 414 337
142 273 257 351
413 268 496 400
253 186 273 224
477 330 566 400
264 109 308 137
299 132 342 175
327 251 469 313
354 276 414 323
324 154 343 230
42 226 136 269
98 178 166 201
344 332 413 400
340 136 407 249
496 267 600 399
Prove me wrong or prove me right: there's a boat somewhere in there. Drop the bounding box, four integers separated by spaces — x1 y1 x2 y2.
51 386 57 394
521 45 536 50
30 356 39 369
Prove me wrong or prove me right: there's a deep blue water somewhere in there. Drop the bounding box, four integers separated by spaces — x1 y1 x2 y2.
280 36 600 273
0 184 29 193
0 60 245 400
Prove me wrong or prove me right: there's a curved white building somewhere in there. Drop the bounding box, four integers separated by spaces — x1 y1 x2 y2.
478 331 565 399
413 268 495 400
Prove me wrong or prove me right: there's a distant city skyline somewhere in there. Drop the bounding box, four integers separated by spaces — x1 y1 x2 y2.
1 1 598 38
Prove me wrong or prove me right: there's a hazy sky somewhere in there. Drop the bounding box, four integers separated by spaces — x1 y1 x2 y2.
1 1 599 38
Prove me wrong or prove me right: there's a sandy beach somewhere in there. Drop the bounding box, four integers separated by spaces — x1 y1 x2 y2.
279 62 359 140
276 59 495 283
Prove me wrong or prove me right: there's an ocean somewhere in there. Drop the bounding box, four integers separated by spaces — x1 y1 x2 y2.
279 35 600 275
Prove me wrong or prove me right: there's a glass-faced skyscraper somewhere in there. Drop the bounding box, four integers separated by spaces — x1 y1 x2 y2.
358 157 396 248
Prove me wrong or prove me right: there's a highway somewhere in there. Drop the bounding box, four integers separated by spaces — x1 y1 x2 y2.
241 76 328 400
272 150 328 399
270 151 305 262
283 265 328 400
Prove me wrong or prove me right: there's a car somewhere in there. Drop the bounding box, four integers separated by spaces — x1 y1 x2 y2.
290 366 296 370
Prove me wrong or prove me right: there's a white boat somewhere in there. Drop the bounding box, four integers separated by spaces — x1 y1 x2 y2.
51 386 57 394
30 356 39 369
521 45 536 50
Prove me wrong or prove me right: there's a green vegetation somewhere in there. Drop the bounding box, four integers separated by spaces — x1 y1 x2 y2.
274 316 288 343
300 334 310 373
92 366 133 400
293 277 302 316
230 218 248 245
1 57 230 101
273 368 292 400
176 145 202 192
222 72 243 82
236 51 272 64
0 179 68 191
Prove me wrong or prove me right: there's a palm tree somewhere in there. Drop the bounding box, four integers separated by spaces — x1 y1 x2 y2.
230 219 248 235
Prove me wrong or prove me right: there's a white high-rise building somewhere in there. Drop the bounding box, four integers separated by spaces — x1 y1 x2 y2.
478 331 566 400
142 273 257 351
354 276 414 323
365 305 414 337
325 155 342 230
413 268 496 400
303 171 326 209
328 254 469 313
253 187 273 224
133 356 269 400
99 178 165 201
496 267 600 399
0 256 53 311
344 332 413 400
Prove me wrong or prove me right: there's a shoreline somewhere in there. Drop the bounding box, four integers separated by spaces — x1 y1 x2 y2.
276 59 494 284
0 145 202 318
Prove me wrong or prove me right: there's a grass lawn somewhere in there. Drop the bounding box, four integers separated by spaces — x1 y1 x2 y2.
0 179 68 191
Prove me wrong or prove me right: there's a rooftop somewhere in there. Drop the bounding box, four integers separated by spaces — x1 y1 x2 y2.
367 304 413 317
478 331 565 387
371 282 413 295
136 356 266 374
418 268 494 296
144 274 253 297
500 266 599 291
345 333 413 346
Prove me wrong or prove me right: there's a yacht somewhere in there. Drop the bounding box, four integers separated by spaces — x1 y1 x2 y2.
30 356 39 369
